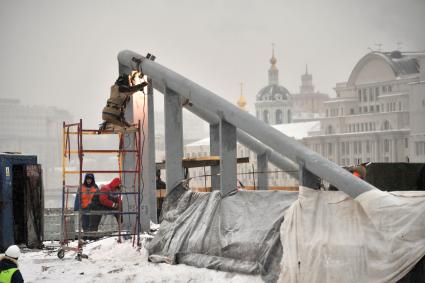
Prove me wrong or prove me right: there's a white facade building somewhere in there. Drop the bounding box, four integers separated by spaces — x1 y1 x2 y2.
303 50 425 164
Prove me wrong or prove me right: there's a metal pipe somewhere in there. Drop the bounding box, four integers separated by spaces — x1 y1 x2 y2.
118 50 377 198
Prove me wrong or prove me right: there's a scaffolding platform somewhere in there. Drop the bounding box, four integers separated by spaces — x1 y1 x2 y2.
58 119 142 260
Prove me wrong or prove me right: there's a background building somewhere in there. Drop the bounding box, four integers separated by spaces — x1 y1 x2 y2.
0 99 73 193
303 50 425 164
292 66 329 122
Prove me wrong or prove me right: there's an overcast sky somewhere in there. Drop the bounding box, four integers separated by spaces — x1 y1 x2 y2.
1 0 424 127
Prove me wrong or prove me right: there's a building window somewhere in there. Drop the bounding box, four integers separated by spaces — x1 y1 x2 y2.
366 140 370 153
363 106 368 113
382 120 391 130
359 141 362 154
415 142 425 156
405 138 408 148
375 87 380 98
370 105 374 112
275 109 283 124
383 86 387 93
354 142 357 154
341 142 346 155
287 109 292 123
398 102 402 111
346 142 350 154
328 143 333 155
376 105 380 112
350 108 354 115
369 89 374 101
363 93 368 102
358 91 362 101
388 85 392 92
361 124 364 132
384 139 390 153
327 125 334 134
263 110 269 124
359 107 362 114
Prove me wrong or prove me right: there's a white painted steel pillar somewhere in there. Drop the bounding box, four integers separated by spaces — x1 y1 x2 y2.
210 124 220 190
257 152 269 190
220 120 237 194
164 88 184 192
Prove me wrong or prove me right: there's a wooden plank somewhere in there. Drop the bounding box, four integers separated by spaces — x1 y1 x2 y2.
156 156 249 170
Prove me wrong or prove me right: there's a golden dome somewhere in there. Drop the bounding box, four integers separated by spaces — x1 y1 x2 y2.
237 95 247 109
237 82 247 110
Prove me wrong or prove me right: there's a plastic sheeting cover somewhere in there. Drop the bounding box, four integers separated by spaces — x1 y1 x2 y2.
148 184 298 283
279 187 425 283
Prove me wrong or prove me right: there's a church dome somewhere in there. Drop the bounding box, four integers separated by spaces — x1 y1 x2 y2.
257 84 291 101
256 46 291 101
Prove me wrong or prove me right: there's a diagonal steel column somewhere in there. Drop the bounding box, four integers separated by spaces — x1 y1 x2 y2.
118 51 377 198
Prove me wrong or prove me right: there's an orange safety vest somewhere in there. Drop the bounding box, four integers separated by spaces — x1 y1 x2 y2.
81 185 98 209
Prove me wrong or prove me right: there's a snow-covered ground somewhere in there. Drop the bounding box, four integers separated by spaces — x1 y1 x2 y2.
17 237 263 283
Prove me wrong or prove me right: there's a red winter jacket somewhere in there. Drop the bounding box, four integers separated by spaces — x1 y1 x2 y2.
99 178 122 209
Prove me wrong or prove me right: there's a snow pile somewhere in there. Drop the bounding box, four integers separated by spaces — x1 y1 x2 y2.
17 237 263 282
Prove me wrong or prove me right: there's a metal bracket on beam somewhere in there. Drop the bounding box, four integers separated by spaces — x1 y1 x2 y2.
298 160 321 190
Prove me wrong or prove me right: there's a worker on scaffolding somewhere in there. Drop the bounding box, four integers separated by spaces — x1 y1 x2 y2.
89 177 123 232
75 173 100 233
99 72 148 132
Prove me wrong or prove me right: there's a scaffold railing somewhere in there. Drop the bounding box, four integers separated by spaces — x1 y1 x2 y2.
59 119 141 260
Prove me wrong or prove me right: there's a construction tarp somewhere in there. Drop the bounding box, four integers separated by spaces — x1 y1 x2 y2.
279 187 425 283
147 183 299 283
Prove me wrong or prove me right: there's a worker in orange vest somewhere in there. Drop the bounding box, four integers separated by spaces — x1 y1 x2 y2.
79 173 99 232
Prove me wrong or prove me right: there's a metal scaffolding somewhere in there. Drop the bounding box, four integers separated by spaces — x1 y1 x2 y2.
58 119 141 260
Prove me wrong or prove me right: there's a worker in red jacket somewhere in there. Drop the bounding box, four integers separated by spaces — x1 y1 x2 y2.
99 177 122 208
92 177 123 230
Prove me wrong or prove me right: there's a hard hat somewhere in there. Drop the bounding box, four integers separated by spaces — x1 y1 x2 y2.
5 245 20 259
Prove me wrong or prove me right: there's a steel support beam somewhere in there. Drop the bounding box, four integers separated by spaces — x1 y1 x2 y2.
120 65 150 232
164 88 184 192
185 104 299 178
210 124 220 190
220 120 237 194
257 152 269 190
118 51 378 198
144 78 157 223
